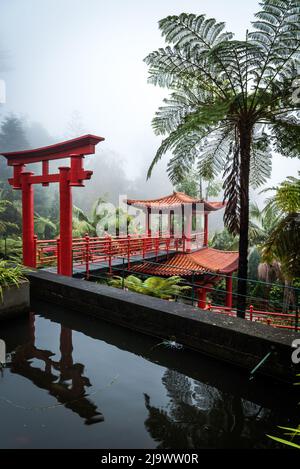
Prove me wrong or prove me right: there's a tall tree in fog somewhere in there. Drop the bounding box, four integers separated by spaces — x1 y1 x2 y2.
0 115 29 196
145 1 300 317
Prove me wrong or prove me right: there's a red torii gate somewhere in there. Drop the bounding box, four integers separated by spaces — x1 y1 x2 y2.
1 134 104 276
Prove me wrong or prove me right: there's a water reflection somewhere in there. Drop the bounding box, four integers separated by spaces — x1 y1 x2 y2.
0 302 298 449
8 313 104 425
143 369 290 449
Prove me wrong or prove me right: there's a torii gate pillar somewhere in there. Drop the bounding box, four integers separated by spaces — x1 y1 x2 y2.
1 135 104 277
59 167 73 276
21 171 35 267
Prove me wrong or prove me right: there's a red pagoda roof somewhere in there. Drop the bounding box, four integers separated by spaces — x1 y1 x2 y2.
1 134 105 165
127 192 225 212
134 247 239 277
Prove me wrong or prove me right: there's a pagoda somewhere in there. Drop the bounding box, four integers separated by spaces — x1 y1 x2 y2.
127 191 239 309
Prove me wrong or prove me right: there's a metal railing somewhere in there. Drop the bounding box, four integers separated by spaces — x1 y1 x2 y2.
83 258 300 333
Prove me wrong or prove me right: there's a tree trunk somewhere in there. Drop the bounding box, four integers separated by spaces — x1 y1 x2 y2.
199 177 203 200
283 279 294 313
237 122 252 319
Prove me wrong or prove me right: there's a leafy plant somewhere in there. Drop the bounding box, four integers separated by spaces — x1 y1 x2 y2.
0 260 28 302
0 237 23 262
144 4 300 317
34 213 57 239
210 229 239 251
175 168 222 200
267 429 300 449
262 174 300 281
109 275 191 300
267 374 300 449
72 205 96 237
0 198 21 237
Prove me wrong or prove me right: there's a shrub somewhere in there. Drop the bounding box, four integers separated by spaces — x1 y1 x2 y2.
0 260 28 302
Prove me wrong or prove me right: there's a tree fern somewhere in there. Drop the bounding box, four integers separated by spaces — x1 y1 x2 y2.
145 3 300 317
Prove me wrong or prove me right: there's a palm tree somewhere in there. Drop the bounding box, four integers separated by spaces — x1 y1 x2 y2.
249 202 280 247
259 174 300 310
72 205 96 237
109 275 191 300
175 168 222 199
144 3 300 317
34 213 57 239
210 229 239 251
262 174 300 281
248 202 282 304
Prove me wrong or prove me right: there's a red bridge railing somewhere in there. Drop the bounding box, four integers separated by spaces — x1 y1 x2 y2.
36 231 205 276
205 304 299 331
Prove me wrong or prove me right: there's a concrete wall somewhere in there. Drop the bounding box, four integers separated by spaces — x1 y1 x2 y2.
0 280 30 320
28 270 299 383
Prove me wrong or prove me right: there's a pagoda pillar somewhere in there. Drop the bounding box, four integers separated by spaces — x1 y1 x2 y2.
168 210 174 238
226 274 233 309
204 213 209 247
185 206 193 253
146 207 151 237
159 210 163 238
197 286 207 309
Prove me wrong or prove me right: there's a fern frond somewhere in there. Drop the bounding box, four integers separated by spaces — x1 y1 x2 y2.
250 128 273 188
223 138 241 235
159 14 233 51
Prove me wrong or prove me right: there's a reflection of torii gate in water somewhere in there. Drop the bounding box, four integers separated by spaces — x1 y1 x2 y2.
1 135 104 276
10 313 104 425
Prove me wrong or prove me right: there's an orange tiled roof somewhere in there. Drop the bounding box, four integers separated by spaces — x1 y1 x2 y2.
126 192 225 212
134 248 239 277
204 201 225 211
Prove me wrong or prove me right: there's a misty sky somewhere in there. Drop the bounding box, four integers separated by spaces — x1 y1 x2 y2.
0 0 299 193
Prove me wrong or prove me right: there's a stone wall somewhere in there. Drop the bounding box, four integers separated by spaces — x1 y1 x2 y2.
28 270 299 383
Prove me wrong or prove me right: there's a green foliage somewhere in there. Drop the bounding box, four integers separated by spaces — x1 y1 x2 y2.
0 115 28 151
267 433 300 449
210 229 239 251
94 199 135 237
0 260 28 302
109 275 191 300
272 120 300 159
0 115 29 193
262 174 300 280
206 180 222 199
249 202 280 247
0 199 20 236
175 172 199 198
0 237 22 261
274 174 300 214
72 205 96 237
34 214 57 239
0 184 23 261
263 213 300 279
248 247 261 281
175 168 222 200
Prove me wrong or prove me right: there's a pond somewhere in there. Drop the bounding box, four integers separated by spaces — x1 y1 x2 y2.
0 300 298 449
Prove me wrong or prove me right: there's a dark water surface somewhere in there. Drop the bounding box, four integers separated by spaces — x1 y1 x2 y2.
0 301 298 449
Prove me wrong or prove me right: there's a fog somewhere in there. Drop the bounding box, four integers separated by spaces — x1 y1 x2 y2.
0 0 299 213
